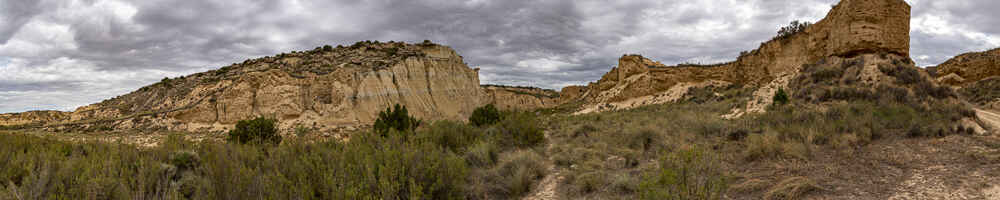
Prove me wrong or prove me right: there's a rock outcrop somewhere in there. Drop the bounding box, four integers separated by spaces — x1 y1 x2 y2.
481 85 559 111
1 42 562 133
56 41 488 133
0 111 68 127
565 0 911 114
0 42 552 134
934 48 1000 87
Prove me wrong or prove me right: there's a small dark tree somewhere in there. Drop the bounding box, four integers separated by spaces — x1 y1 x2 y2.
323 45 333 51
469 104 502 127
774 20 812 40
227 117 282 145
373 104 422 136
773 88 790 106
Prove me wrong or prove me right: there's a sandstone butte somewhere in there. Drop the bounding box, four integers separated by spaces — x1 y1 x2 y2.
932 48 1000 86
562 0 912 115
0 41 558 133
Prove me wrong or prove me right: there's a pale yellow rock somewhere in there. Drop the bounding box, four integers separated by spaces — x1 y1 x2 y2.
2 42 558 133
481 85 559 111
934 48 1000 87
562 0 911 115
0 111 68 126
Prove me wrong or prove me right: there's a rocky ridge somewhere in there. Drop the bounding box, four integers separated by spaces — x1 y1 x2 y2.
1 41 554 134
563 0 911 114
0 111 68 127
933 48 1000 86
480 85 559 111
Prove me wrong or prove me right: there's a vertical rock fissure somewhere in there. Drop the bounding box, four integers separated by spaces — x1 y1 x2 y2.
424 60 439 111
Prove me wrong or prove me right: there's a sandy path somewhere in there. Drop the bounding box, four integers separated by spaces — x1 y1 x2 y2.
522 131 563 200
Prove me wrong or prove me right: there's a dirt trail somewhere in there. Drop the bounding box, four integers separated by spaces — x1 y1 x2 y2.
976 109 1000 133
522 131 564 200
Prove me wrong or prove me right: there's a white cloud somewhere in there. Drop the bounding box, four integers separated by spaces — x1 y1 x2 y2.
516 57 581 72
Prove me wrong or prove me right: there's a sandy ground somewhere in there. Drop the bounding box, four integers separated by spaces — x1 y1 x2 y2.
976 109 1000 133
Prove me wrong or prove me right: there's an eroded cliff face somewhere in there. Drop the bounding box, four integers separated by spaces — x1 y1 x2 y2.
481 85 559 110
13 42 492 133
934 48 1000 86
2 41 563 133
565 0 911 114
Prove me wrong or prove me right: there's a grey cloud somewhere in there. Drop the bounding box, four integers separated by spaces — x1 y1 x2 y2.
0 0 41 44
1 0 999 113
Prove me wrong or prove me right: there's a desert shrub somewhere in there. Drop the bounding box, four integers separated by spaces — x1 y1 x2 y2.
227 117 281 145
765 177 820 200
914 81 956 99
744 133 785 161
489 112 545 149
464 140 499 167
877 85 911 103
959 77 1000 105
294 125 312 137
809 65 845 83
774 20 812 40
610 173 639 194
573 124 598 138
497 150 547 198
772 88 790 106
418 120 482 153
573 171 608 193
878 63 925 85
627 128 659 152
640 147 728 200
0 134 179 199
322 45 333 51
373 104 422 136
469 104 502 127
815 87 869 102
168 150 200 171
727 129 749 141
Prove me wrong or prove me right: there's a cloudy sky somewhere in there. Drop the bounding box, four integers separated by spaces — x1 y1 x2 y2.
1 0 998 113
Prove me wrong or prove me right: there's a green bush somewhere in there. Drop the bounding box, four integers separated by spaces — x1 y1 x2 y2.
640 147 728 200
497 150 547 198
374 104 422 136
0 129 474 199
490 113 545 149
227 117 282 145
418 121 482 153
464 140 499 167
169 150 201 171
322 45 333 51
774 20 812 40
469 104 502 127
959 77 1000 105
773 88 789 106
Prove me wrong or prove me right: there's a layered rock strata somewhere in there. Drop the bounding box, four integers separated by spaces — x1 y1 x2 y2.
481 85 559 110
934 48 1000 87
0 111 69 127
565 0 911 114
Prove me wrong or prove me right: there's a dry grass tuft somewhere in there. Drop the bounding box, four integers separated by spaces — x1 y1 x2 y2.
765 176 821 200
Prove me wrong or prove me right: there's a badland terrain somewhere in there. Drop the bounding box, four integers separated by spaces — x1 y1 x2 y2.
2 0 1000 199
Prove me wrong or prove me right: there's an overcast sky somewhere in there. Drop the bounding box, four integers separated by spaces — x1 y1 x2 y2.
1 0 998 113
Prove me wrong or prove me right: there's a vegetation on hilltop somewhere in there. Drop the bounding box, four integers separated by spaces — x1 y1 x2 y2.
960 77 1000 106
774 20 812 41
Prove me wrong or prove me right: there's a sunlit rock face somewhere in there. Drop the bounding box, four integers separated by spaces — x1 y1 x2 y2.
564 0 911 114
